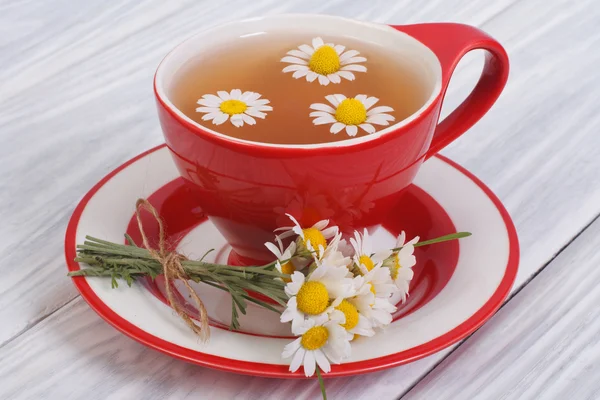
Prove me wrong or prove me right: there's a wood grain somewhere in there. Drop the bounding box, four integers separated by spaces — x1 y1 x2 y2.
2 0 600 398
405 215 600 400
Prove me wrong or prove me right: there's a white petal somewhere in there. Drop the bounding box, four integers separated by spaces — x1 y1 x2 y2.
341 64 367 72
196 97 221 107
285 274 305 296
328 73 341 84
355 94 367 103
245 109 267 119
334 44 345 55
346 125 358 137
362 96 379 109
367 106 394 115
201 112 221 121
322 346 341 364
396 231 407 247
280 303 298 323
241 92 260 102
286 49 311 59
197 94 221 106
334 94 347 104
282 337 302 358
341 56 367 65
283 64 309 73
353 315 375 337
304 71 317 82
256 105 273 112
264 242 282 258
293 225 303 237
249 99 270 107
310 111 333 118
217 91 231 101
230 114 244 127
312 37 324 49
281 56 308 65
303 351 316 377
330 122 346 134
195 106 219 114
242 114 256 125
312 220 330 230
314 350 331 373
298 44 315 55
325 95 341 107
359 123 376 134
337 70 355 81
367 114 395 125
318 75 330 86
290 347 305 372
212 113 229 125
321 226 338 239
310 103 336 113
230 89 242 100
293 69 309 79
329 308 346 324
309 265 327 281
313 115 336 125
339 50 360 61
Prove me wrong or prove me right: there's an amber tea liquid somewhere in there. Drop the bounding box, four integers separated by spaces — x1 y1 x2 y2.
170 34 430 145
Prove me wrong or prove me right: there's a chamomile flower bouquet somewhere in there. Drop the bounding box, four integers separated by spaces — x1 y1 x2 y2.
267 214 419 377
71 200 469 398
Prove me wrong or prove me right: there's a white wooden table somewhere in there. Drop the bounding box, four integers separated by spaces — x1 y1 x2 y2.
2 0 599 399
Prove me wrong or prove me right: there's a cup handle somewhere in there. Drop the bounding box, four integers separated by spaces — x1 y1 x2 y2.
392 23 509 159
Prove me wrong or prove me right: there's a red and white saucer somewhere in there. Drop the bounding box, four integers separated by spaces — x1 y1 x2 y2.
65 144 519 378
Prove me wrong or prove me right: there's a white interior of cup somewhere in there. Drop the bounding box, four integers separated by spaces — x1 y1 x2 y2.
155 14 442 149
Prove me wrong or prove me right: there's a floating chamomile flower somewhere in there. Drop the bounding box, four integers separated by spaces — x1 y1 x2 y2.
196 89 272 127
280 265 353 332
281 37 367 85
383 231 419 303
310 94 395 137
282 311 352 376
265 237 298 282
275 213 338 259
350 228 392 275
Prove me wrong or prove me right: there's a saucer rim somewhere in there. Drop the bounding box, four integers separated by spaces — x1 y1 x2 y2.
64 144 519 378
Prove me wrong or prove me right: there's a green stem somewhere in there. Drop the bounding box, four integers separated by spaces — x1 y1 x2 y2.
316 366 327 400
390 231 471 252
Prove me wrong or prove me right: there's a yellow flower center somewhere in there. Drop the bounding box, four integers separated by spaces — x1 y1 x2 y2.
352 334 359 341
280 261 296 283
219 99 247 115
296 281 329 315
335 300 359 330
359 255 375 272
302 228 327 254
309 45 340 75
335 98 367 126
390 253 401 280
301 326 329 350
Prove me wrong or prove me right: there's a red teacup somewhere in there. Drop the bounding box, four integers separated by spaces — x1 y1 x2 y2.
154 15 509 264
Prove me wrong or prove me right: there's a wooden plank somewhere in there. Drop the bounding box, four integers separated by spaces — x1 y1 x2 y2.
405 215 600 399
